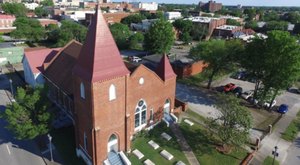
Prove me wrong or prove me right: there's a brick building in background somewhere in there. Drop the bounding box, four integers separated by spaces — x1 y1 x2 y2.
199 0 222 12
0 14 16 33
23 7 180 165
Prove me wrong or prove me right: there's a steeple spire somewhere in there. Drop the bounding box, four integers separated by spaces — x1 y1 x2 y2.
73 6 130 82
155 55 176 81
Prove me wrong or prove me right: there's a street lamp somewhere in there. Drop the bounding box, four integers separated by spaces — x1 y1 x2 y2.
272 146 279 165
9 79 13 97
47 134 53 162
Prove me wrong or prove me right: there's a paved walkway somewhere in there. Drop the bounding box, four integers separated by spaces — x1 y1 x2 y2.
170 123 200 165
251 103 300 165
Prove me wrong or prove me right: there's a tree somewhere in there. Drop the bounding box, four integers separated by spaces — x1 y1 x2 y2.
1 2 27 17
172 19 193 43
11 17 45 42
208 94 252 149
260 31 300 108
190 24 207 41
0 86 51 140
129 32 144 50
284 12 300 24
50 20 87 47
226 19 241 26
190 39 244 89
262 11 280 21
121 14 146 26
40 0 54 7
172 19 193 34
264 21 288 31
244 8 256 21
293 23 300 34
109 23 131 49
34 6 49 18
245 20 258 30
144 19 175 54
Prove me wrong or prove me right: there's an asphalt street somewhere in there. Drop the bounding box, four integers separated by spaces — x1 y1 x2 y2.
0 73 45 165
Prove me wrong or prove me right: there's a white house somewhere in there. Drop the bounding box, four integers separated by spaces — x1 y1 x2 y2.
23 48 60 87
23 3 39 10
132 2 158 11
165 12 182 20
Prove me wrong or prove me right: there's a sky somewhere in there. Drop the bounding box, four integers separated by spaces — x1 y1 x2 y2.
115 0 300 7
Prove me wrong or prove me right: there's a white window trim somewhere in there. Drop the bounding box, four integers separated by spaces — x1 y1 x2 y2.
134 99 147 131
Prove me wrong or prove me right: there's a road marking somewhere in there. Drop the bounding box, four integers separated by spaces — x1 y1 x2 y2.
6 144 11 155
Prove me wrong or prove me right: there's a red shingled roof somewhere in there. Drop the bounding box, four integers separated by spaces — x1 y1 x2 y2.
155 55 176 81
73 7 130 82
24 48 60 74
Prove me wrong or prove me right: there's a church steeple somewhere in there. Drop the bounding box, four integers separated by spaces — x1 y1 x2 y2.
155 55 176 81
73 6 130 82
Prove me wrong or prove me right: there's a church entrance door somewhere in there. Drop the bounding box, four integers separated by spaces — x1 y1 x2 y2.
107 134 118 153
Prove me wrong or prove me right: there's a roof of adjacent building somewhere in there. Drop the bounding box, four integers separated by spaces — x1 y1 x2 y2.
155 55 176 81
24 48 60 74
0 14 15 19
44 40 82 95
73 7 130 82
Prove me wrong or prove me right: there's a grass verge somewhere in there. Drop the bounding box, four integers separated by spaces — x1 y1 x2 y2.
281 110 300 141
179 122 248 165
50 126 85 165
128 123 189 165
263 156 279 165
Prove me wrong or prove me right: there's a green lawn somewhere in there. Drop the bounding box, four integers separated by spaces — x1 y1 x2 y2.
128 123 189 165
50 127 85 165
179 122 248 165
263 156 279 165
281 111 300 141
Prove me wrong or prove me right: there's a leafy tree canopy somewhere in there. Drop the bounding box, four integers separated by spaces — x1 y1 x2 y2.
109 23 131 49
226 19 241 26
208 94 252 147
129 32 144 50
40 0 54 7
245 20 258 30
1 2 27 17
11 17 45 42
264 21 288 31
144 19 175 54
190 39 244 88
48 20 87 47
172 19 193 34
34 6 49 18
121 14 146 26
283 11 300 24
0 86 51 140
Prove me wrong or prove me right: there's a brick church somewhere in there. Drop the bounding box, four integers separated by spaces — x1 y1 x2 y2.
28 7 178 165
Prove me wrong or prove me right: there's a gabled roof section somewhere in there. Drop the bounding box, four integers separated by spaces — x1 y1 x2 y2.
24 48 60 74
155 55 176 81
44 40 82 95
73 7 130 82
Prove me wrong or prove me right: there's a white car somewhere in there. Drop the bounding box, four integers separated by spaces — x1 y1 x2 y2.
241 90 254 100
263 100 277 108
130 56 142 63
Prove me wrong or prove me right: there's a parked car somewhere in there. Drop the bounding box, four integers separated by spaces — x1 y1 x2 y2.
278 104 289 114
248 97 277 109
223 83 236 92
129 56 142 63
223 83 243 96
241 90 254 100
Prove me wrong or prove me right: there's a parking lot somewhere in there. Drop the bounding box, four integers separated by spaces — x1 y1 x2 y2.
176 76 300 140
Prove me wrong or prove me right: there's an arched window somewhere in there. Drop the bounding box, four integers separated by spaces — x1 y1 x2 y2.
134 100 147 128
80 83 85 99
164 99 170 114
109 84 116 101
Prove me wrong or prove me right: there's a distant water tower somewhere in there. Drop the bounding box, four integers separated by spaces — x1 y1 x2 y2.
237 4 242 9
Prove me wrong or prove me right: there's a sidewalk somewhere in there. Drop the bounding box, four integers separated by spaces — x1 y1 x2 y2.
251 103 300 165
170 123 200 165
